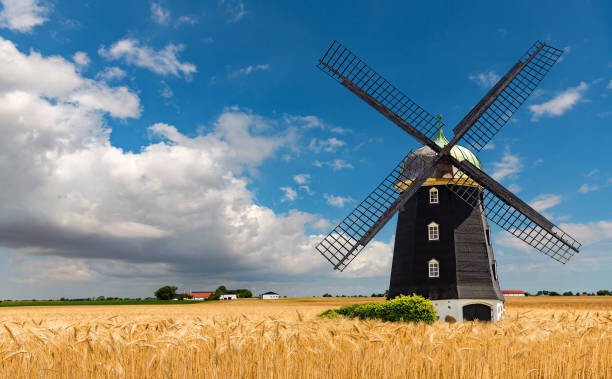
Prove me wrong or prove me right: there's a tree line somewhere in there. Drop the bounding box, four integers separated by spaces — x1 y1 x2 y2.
154 285 253 300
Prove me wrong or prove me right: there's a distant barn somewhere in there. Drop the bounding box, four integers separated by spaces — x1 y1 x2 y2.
259 292 280 300
502 290 525 297
188 291 214 300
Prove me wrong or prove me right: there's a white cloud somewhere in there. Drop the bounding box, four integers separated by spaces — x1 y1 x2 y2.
308 137 345 153
529 82 588 119
229 64 269 78
96 67 126 82
280 186 298 202
176 15 198 26
324 194 353 208
0 0 48 32
221 0 246 22
529 194 561 213
506 183 522 193
560 221 612 245
150 2 170 25
285 115 325 129
0 36 361 292
469 71 500 89
159 81 173 98
607 80 612 90
293 174 310 185
150 3 198 27
314 159 354 171
99 38 196 79
578 184 599 194
491 150 521 181
0 37 139 119
72 52 90 68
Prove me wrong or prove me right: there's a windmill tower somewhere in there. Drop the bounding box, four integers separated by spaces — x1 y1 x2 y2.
315 41 582 322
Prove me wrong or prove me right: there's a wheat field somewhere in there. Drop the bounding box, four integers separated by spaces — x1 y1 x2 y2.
0 297 610 378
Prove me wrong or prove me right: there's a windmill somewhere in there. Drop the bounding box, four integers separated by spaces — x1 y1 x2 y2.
315 41 582 322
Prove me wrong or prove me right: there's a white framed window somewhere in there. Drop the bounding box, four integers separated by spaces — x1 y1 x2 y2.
428 222 439 241
429 187 439 204
428 259 439 278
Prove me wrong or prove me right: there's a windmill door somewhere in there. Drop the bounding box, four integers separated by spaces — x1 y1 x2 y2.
462 304 492 321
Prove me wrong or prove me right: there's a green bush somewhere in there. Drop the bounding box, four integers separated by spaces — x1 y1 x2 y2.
320 295 437 323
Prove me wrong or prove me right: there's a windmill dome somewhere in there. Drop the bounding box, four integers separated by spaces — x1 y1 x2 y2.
432 127 483 170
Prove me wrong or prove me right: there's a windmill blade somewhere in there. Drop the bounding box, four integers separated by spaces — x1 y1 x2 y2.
318 40 440 150
454 41 564 152
316 150 436 271
445 157 581 263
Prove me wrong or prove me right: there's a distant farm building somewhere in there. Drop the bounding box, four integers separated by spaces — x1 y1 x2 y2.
220 294 237 300
502 290 525 297
188 291 214 300
260 292 280 300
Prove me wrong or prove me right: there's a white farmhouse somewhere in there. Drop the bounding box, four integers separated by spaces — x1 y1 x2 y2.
220 294 237 300
260 291 280 300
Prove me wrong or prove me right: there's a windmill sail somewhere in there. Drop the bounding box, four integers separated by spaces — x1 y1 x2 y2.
446 158 580 263
455 41 564 152
318 40 439 149
315 151 435 271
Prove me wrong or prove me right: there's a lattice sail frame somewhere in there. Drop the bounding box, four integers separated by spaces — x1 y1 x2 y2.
458 41 564 152
445 149 581 263
316 151 430 271
318 40 442 146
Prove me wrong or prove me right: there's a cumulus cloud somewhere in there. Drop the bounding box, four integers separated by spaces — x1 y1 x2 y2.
491 150 521 181
0 37 139 118
468 71 500 89
96 66 126 82
293 174 311 185
529 82 588 119
280 187 298 202
72 51 90 68
99 38 196 79
0 35 393 298
0 0 48 32
324 194 354 208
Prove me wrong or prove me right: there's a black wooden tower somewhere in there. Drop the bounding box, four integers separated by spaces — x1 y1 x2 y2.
313 40 582 321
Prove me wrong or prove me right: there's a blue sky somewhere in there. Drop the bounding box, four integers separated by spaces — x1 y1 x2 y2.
0 0 609 299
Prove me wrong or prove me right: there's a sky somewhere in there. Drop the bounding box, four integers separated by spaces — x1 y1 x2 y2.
0 0 610 299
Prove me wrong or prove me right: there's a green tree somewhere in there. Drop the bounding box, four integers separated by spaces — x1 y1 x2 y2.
322 293 332 297
235 289 252 298
154 285 178 300
563 291 574 296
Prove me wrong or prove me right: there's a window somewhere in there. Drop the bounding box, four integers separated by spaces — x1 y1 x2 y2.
428 259 439 278
428 222 439 241
491 260 498 280
429 187 439 204
485 228 491 246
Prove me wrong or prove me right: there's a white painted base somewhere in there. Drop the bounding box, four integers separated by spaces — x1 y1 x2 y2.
432 299 504 322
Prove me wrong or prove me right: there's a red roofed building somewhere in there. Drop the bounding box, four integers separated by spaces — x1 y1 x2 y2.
188 291 214 300
502 290 525 297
